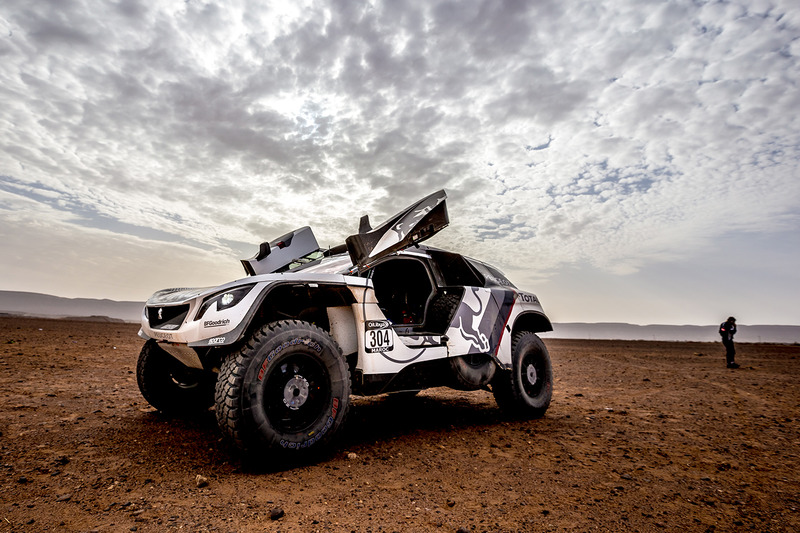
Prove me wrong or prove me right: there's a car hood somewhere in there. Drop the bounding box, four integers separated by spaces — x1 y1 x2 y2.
146 287 214 306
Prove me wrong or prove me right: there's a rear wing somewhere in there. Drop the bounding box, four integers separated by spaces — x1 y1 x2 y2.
241 226 320 275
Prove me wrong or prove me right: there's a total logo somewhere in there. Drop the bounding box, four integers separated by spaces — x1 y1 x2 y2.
517 293 539 305
203 319 231 328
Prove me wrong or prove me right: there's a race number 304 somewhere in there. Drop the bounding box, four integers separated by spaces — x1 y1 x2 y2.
365 320 393 353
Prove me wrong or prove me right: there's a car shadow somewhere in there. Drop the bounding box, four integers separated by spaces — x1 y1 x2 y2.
110 389 535 472
343 389 505 444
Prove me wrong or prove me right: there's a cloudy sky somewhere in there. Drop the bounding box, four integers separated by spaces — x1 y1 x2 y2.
1 0 798 326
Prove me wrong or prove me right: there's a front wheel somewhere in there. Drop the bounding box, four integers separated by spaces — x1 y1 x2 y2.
215 320 351 456
492 332 552 417
136 340 215 415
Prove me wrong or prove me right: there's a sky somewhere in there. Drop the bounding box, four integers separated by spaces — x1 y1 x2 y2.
1 0 799 326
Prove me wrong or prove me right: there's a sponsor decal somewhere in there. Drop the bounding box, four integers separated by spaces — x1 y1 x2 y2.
153 331 173 340
380 347 428 365
208 336 226 345
257 338 322 381
518 293 539 305
455 288 491 353
203 318 231 328
280 398 340 449
397 335 441 347
453 288 514 356
488 275 513 287
160 324 180 330
365 321 393 353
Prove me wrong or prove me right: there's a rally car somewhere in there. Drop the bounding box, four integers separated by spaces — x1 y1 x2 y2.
137 190 553 455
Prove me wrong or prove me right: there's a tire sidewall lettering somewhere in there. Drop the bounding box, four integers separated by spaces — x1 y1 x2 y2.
239 324 349 452
257 337 323 382
218 320 350 455
278 397 340 450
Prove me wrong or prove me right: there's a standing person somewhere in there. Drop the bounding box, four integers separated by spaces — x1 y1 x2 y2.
719 317 739 369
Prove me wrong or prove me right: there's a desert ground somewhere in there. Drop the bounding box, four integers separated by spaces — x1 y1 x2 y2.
1 317 798 532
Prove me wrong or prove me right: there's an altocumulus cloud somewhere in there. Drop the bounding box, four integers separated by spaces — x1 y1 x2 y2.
0 0 798 324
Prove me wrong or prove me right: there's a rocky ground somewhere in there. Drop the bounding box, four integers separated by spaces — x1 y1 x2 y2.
1 317 798 532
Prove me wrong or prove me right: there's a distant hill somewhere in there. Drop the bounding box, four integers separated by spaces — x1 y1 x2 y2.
0 291 142 323
1 291 797 343
542 322 800 344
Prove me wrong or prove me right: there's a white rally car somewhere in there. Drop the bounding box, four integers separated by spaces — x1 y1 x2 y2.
137 190 553 455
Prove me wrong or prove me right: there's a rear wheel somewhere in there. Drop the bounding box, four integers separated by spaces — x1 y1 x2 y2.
492 332 552 417
215 320 350 456
136 340 215 415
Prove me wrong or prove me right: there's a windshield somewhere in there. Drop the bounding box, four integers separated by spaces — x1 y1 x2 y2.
286 252 354 275
286 250 325 270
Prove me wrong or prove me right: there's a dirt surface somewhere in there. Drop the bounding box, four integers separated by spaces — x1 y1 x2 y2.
1 317 798 532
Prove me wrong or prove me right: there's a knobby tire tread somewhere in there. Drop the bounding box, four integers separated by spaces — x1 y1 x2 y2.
491 331 552 418
214 319 351 455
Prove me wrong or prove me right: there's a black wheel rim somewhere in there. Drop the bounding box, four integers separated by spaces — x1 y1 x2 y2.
520 350 545 398
263 353 330 433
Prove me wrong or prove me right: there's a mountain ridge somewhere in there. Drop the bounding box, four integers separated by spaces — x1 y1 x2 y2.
0 290 143 323
541 322 799 344
1 290 797 343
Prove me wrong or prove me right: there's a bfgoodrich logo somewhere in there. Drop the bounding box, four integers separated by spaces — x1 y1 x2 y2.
204 319 231 328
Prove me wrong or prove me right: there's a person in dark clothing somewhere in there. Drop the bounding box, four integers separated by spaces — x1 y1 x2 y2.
719 316 738 368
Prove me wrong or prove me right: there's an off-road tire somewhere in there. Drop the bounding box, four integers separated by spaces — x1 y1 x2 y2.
136 339 215 415
215 320 351 456
492 332 552 417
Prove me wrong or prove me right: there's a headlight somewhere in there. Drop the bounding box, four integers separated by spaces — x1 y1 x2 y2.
194 284 255 321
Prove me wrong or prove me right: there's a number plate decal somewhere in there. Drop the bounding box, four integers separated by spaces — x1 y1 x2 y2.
365 320 394 353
